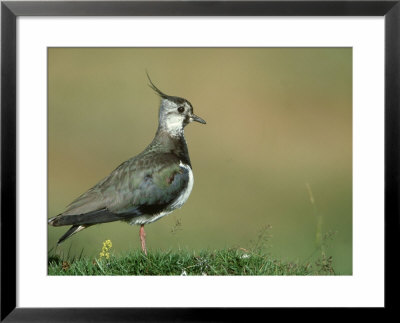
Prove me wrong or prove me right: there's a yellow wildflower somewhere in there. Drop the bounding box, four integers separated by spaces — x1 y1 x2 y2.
99 239 112 260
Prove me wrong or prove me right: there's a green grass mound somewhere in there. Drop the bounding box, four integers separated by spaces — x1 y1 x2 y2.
48 249 334 276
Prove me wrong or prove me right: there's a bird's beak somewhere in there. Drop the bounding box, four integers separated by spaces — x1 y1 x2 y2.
191 114 206 124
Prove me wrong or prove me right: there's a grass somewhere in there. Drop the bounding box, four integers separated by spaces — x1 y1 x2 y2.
48 247 335 276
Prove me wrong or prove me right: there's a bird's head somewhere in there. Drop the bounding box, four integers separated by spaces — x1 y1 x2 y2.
147 74 206 137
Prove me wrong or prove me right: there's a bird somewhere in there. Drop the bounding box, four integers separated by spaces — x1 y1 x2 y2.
48 74 206 255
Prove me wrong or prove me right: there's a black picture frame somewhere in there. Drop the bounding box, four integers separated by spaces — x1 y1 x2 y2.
1 0 398 320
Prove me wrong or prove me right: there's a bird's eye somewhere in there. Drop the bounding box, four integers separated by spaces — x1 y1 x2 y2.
178 106 185 113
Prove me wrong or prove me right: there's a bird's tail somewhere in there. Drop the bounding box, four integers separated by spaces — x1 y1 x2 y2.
48 209 126 227
56 225 88 245
48 210 127 244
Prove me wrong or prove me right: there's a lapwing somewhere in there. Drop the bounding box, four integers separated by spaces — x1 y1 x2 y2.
48 75 206 255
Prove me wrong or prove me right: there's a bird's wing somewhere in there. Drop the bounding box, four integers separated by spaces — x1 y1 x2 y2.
109 154 190 216
54 154 189 225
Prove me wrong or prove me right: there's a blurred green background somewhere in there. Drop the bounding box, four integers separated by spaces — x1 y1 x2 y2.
48 48 352 274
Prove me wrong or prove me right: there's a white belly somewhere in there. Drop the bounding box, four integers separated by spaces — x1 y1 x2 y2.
130 162 194 225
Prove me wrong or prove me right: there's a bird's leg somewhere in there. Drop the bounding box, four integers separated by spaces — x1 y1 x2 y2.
139 224 147 255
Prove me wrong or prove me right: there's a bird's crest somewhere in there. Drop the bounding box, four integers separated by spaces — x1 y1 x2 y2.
146 71 170 99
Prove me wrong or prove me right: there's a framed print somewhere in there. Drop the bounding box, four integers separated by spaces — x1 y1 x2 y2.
1 0 399 320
